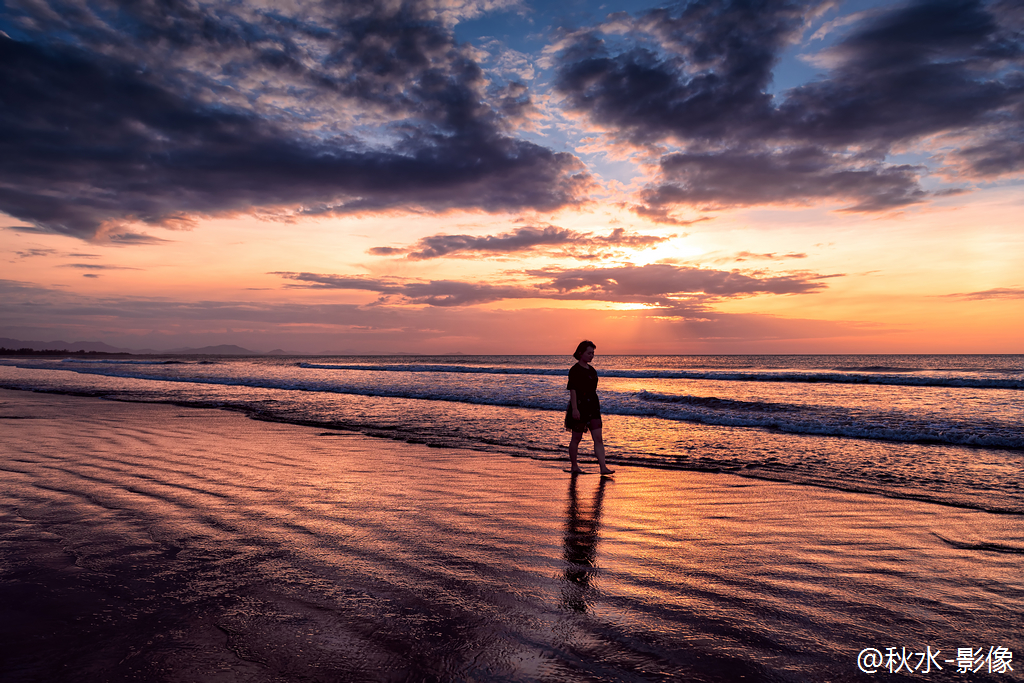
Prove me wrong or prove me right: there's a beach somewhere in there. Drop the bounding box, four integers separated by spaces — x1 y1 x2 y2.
1 388 1022 682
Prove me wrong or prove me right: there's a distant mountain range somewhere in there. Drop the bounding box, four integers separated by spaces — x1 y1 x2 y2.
0 337 263 355
1 338 465 356
165 344 262 355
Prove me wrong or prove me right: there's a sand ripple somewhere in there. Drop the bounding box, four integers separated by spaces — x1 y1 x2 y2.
1 390 1022 682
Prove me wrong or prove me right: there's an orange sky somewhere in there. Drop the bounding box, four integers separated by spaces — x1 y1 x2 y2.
4 185 1021 353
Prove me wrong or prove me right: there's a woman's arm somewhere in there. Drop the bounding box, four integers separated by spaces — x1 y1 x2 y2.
569 389 579 419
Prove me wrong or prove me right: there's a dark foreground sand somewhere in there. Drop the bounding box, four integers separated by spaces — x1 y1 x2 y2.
1 389 1021 682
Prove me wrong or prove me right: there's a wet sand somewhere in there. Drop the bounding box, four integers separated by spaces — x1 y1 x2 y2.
1 388 1021 682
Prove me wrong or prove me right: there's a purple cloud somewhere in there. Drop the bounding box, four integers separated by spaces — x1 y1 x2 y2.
554 0 1023 213
369 226 671 259
274 262 834 307
0 1 591 240
941 287 1024 300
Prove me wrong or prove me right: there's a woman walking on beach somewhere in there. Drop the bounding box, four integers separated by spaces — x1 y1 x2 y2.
565 340 614 475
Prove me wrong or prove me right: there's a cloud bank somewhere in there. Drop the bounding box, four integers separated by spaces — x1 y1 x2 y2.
275 262 831 308
369 225 671 259
3 0 1019 240
0 0 590 240
0 277 876 354
554 0 1024 214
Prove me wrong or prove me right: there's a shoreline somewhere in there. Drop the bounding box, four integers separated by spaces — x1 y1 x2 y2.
3 384 1022 516
1 389 1022 681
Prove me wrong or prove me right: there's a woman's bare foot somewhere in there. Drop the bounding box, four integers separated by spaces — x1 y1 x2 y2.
599 468 615 475
569 467 589 474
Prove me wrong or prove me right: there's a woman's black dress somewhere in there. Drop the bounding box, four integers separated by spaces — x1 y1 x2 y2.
565 363 601 433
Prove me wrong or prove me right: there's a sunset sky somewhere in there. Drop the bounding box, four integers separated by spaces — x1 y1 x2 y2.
2 0 1021 354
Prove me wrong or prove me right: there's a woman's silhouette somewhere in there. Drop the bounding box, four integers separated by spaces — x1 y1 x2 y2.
565 340 614 475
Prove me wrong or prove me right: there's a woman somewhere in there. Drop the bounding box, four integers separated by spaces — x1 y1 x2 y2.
565 340 615 475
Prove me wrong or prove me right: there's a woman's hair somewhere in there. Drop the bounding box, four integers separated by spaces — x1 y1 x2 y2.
573 340 596 360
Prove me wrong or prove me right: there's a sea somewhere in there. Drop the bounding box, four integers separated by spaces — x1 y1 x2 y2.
1 353 1021 514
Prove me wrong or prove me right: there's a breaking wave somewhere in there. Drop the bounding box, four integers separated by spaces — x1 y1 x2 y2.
298 363 1024 390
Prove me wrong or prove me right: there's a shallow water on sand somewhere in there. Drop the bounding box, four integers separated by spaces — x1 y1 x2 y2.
2 391 1021 682
1 355 1023 514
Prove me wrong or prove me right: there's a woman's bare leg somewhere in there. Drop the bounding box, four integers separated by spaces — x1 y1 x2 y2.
590 427 614 475
569 431 586 473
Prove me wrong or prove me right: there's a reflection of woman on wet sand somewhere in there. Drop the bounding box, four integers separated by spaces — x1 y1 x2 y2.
561 474 608 613
565 340 614 475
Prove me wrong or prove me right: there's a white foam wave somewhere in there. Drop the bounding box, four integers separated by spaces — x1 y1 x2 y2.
635 391 1023 449
298 363 1022 390
23 362 1024 450
61 358 189 365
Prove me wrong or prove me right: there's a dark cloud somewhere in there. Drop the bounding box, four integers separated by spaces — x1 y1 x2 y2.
59 264 142 270
366 247 406 256
532 263 830 300
0 279 416 326
273 271 534 307
274 262 832 307
643 148 929 211
273 273 399 294
0 1 590 240
388 280 531 307
628 206 712 226
554 0 1023 212
370 225 578 258
555 0 808 145
107 233 173 245
954 130 1024 176
0 279 56 294
14 248 58 258
592 228 671 248
369 225 670 259
777 0 1022 151
941 286 1024 300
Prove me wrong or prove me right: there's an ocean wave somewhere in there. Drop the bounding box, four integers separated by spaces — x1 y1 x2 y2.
634 391 1023 450
830 366 918 372
300 362 565 375
299 363 1024 389
637 391 802 413
831 365 1024 374
61 358 191 365
932 534 1024 554
9 362 1021 450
